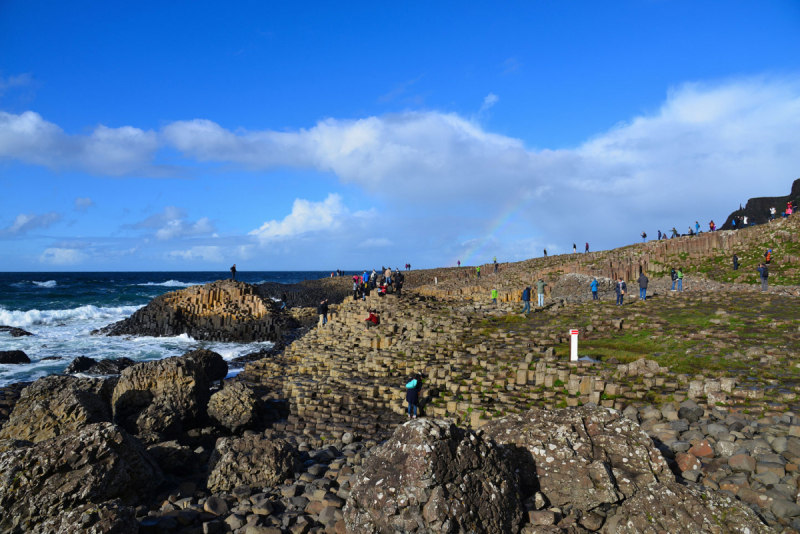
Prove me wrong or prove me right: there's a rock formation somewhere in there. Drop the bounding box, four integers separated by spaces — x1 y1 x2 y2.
64 355 135 375
207 381 258 433
0 375 112 445
345 418 524 534
98 280 286 342
0 350 30 364
0 326 33 337
183 348 229 382
111 355 211 440
207 435 301 493
0 422 163 533
722 178 800 229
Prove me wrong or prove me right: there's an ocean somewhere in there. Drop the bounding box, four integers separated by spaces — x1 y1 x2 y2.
0 271 335 387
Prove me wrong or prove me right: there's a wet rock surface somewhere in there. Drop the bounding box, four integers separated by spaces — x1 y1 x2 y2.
0 350 30 364
0 325 33 337
64 355 136 375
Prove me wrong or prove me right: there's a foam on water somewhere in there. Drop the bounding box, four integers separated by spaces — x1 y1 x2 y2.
0 304 142 329
32 280 58 288
137 280 203 288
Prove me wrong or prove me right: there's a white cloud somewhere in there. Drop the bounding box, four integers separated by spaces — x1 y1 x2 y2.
0 111 158 175
3 212 62 235
480 93 499 113
359 238 392 248
74 197 95 211
168 246 224 263
131 206 215 240
0 73 34 95
248 194 346 242
40 247 87 265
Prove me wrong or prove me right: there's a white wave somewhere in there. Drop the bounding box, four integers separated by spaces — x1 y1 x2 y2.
0 304 142 328
137 280 202 288
33 280 57 288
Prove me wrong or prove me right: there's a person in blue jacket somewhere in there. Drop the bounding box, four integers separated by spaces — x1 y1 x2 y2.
405 373 422 419
521 286 531 315
590 278 599 300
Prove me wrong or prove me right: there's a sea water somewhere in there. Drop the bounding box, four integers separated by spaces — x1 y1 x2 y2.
0 271 332 387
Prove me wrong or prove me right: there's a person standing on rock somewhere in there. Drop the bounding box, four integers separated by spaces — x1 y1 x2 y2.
405 373 422 419
521 286 531 314
657 230 662 240
733 254 739 271
615 278 626 306
476 266 481 278
280 292 288 310
384 267 392 286
770 207 776 221
590 278 598 300
543 249 548 257
457 260 461 268
671 227 679 238
395 269 404 295
493 258 498 273
637 272 649 301
585 243 589 253
758 263 769 291
491 288 498 306
695 221 700 234
640 232 647 242
573 243 577 253
536 279 546 307
670 268 678 291
317 299 329 326
230 264 237 280
677 268 684 292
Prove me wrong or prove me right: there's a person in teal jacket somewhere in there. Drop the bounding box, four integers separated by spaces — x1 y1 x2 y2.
405 373 422 419
590 279 598 300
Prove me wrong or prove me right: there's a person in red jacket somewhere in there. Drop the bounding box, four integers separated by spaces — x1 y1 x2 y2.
364 310 380 329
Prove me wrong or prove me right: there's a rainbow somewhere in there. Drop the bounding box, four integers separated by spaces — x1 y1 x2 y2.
459 195 535 266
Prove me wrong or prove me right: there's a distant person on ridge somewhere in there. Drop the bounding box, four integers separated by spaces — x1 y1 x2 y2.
585 243 589 253
476 265 481 278
536 279 547 307
395 269 405 295
640 232 647 242
590 278 598 300
494 258 498 273
573 244 577 253
230 264 237 280
457 260 461 268
670 268 678 291
677 268 684 291
671 228 679 238
695 221 700 234
543 249 548 257
657 230 662 240
521 286 531 314
733 253 739 271
280 292 288 310
637 271 649 301
770 207 776 221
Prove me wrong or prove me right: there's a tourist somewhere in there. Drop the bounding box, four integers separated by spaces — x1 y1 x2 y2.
317 299 329 326
378 284 387 297
733 254 739 271
770 207 776 221
362 280 370 299
457 260 461 268
758 263 769 292
364 309 380 329
573 243 577 253
353 280 360 301
788 201 794 216
476 266 481 278
384 267 392 286
491 288 498 306
671 228 679 238
590 278 598 300
670 268 678 291
230 264 237 280
677 268 684 292
543 249 548 257
395 269 405 295
405 373 423 419
657 230 662 240
765 249 772 265
536 279 547 307
585 242 589 253
615 278 626 306
640 232 647 242
696 221 700 234
280 292 288 310
521 286 531 314
709 220 716 232
743 216 748 226
637 272 649 301
494 258 498 273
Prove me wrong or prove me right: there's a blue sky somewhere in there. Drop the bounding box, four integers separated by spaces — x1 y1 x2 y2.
1 1 800 271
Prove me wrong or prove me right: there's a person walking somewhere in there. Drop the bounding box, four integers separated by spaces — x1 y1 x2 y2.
230 264 237 280
395 269 405 295
573 243 577 253
733 254 739 271
585 243 589 253
536 279 547 307
280 292 288 310
758 263 769 291
640 232 647 242
670 268 678 291
637 271 649 301
677 268 684 292
615 278 626 306
405 373 423 419
657 230 662 240
671 228 679 238
476 265 481 278
491 288 498 306
521 286 531 314
317 299 329 326
590 278 598 300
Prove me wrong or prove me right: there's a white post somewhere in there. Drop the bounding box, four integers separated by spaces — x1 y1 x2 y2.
570 329 579 362
435 277 438 285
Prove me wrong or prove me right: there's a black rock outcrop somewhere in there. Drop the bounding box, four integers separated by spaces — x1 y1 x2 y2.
0 350 30 364
721 178 800 229
64 355 135 375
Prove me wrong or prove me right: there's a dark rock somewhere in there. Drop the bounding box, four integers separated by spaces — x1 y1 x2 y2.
345 418 524 534
207 435 301 492
0 422 164 532
0 326 33 337
721 178 800 229
146 440 196 476
183 348 228 382
0 375 112 444
0 350 30 364
65 355 135 375
111 355 211 439
207 381 258 433
30 499 138 534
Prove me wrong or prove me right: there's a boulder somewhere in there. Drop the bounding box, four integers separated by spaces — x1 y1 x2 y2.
344 419 524 534
183 348 228 382
0 422 163 532
28 499 138 534
0 375 112 444
0 350 30 364
111 355 211 439
65 356 135 375
207 435 300 493
0 326 33 337
207 381 258 433
147 440 196 476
